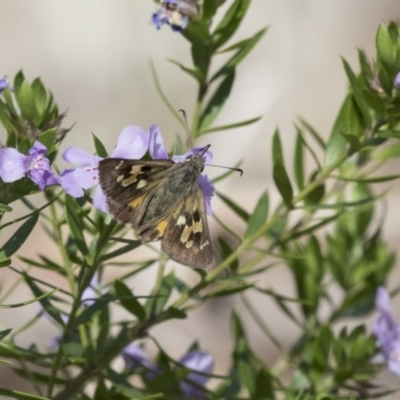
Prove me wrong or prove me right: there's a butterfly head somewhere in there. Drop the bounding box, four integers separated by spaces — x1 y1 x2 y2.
182 144 211 173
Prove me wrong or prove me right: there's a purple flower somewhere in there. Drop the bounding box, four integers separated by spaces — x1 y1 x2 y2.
395 72 400 89
60 125 150 212
152 0 198 32
0 141 59 190
0 76 12 92
122 344 214 398
373 286 400 376
122 343 160 379
179 351 214 399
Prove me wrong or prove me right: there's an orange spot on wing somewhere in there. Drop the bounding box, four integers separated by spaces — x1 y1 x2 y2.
156 220 168 236
129 196 143 208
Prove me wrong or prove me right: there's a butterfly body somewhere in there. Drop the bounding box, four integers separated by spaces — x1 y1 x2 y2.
98 152 212 268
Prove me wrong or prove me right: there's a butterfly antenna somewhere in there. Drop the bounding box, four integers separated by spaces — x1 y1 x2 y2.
205 163 243 176
178 109 194 149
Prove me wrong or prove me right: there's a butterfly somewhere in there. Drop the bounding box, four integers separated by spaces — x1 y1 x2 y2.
98 147 213 268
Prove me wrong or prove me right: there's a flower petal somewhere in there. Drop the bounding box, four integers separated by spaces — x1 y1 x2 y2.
62 147 102 167
122 343 159 379
0 148 27 182
92 184 108 212
149 124 169 159
111 125 149 159
29 166 59 191
198 174 214 216
375 287 396 328
179 351 214 399
395 72 400 89
60 166 99 197
30 140 47 156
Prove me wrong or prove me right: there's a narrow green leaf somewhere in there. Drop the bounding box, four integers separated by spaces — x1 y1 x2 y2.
272 128 284 161
253 367 275 399
211 27 267 82
31 78 48 115
73 297 114 328
212 0 251 50
199 71 235 132
342 58 371 124
148 59 185 128
217 191 249 221
376 23 396 69
0 101 17 132
0 388 50 400
0 329 11 340
200 115 261 135
0 288 58 309
37 128 57 150
333 174 400 183
294 128 305 190
0 203 12 212
273 158 293 208
65 196 89 256
298 118 326 149
144 271 176 316
218 237 238 271
98 241 141 262
0 213 38 259
15 80 39 122
244 191 269 239
374 142 400 162
167 59 203 82
62 332 83 358
92 133 108 158
114 280 145 321
324 95 352 167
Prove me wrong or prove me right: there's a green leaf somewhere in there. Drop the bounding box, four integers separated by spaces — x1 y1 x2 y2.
0 213 38 259
244 191 269 239
324 95 353 167
0 203 13 212
92 133 108 158
62 332 83 359
299 118 326 149
376 23 396 69
199 71 235 133
212 0 251 50
0 388 50 400
253 367 275 399
273 158 293 208
98 241 142 262
373 142 400 162
37 128 57 150
65 196 89 256
31 78 48 115
217 191 249 221
272 128 284 161
114 280 145 321
144 271 176 316
342 58 371 125
211 27 268 82
304 171 325 206
200 115 262 135
167 59 203 82
218 237 239 271
73 297 114 328
0 329 11 340
294 128 305 190
15 79 39 122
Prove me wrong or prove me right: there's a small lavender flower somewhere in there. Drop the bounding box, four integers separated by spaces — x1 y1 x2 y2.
179 351 214 399
0 141 59 190
122 344 213 398
152 0 198 32
122 343 160 379
373 286 400 376
395 72 400 90
0 76 12 92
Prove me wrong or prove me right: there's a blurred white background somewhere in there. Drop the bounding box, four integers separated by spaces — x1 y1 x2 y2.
1 0 400 395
